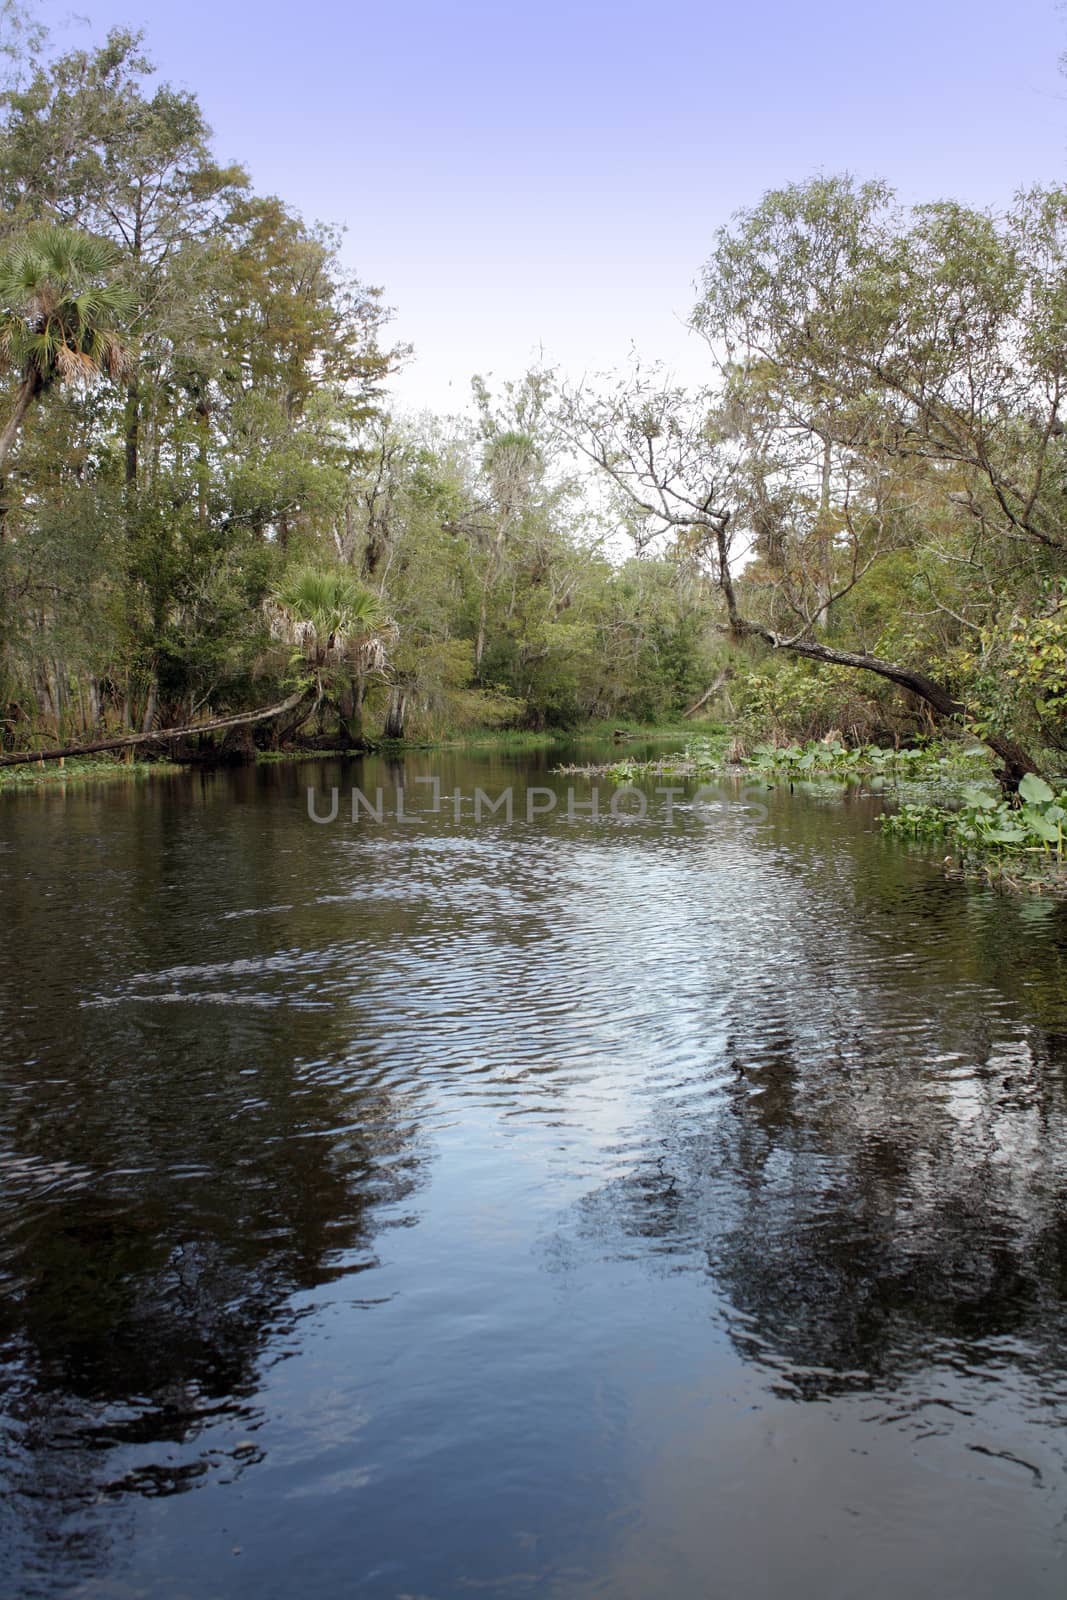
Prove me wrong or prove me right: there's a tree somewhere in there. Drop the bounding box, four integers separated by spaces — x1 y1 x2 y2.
267 564 395 746
693 177 1067 781
0 224 131 481
0 29 249 491
555 175 1067 784
215 197 404 546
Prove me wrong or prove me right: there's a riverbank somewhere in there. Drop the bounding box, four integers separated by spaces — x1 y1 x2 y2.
21 724 1065 905
0 720 718 791
0 754 184 792
881 775 1067 898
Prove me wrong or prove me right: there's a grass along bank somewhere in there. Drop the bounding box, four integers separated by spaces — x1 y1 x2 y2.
0 754 183 792
263 719 721 757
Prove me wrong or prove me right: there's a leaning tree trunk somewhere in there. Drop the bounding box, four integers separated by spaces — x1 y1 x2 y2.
0 371 41 475
772 633 1038 788
711 526 1040 791
0 688 312 768
684 667 730 719
0 369 43 528
271 694 318 749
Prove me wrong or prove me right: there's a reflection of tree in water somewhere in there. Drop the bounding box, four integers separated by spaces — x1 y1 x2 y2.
576 1006 1067 1401
1 1022 426 1587
0 782 431 1589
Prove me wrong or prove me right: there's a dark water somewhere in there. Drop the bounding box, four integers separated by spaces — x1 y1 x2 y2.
2 746 1067 1600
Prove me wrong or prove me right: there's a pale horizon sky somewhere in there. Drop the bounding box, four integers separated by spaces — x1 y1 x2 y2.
35 0 1067 415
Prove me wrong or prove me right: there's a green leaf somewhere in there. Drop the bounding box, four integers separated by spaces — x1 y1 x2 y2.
1019 773 1055 805
1023 813 1061 843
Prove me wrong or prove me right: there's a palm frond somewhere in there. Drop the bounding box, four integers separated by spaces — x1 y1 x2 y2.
0 224 133 389
267 564 396 671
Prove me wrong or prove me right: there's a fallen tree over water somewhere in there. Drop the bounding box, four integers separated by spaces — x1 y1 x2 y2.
0 688 313 769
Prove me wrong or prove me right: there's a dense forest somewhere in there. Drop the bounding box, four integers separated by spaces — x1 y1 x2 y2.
1 10 1065 781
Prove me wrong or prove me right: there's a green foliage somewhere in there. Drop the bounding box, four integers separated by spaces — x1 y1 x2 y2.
732 659 866 742
746 740 931 778
2 21 1066 776
0 225 133 390
881 778 1067 868
674 174 1067 780
268 565 390 673
959 597 1067 755
0 753 179 788
681 735 986 784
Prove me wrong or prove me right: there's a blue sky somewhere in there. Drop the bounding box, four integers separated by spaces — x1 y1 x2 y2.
37 0 1067 413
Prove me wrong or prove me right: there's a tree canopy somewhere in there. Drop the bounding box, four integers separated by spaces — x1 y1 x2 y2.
0 19 1063 780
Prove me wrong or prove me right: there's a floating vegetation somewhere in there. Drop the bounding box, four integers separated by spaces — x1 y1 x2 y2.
881 773 1067 895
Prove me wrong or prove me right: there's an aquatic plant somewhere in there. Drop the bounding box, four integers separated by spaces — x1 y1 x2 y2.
881 773 1066 867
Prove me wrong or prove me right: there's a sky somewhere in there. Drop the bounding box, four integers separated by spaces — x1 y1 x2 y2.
35 0 1067 415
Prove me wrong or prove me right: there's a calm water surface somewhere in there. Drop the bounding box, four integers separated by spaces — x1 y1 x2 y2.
1 746 1066 1599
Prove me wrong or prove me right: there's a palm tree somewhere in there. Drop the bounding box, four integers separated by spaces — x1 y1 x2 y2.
267 565 397 745
268 565 394 671
0 225 134 476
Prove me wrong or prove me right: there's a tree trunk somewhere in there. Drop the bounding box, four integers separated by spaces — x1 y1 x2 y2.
474 526 508 677
363 516 388 578
816 434 833 629
0 688 311 768
382 687 407 740
475 589 489 675
269 695 317 749
338 673 367 749
125 209 143 494
196 398 210 530
743 626 1037 787
684 668 730 719
0 370 43 527
0 371 41 477
124 376 139 488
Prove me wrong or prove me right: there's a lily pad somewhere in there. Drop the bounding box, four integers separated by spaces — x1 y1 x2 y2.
1019 773 1055 805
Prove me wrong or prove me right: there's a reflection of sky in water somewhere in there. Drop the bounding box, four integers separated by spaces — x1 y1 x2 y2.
0 754 1066 1598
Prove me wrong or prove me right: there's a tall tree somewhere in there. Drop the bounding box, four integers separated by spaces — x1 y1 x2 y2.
0 29 248 491
556 177 1067 784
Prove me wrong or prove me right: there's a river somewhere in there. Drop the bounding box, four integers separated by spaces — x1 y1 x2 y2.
1 745 1066 1598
